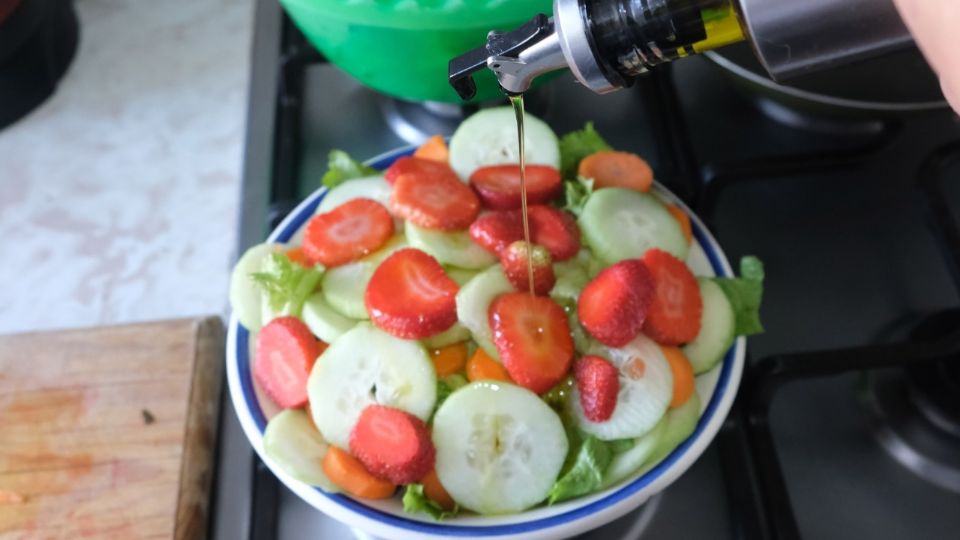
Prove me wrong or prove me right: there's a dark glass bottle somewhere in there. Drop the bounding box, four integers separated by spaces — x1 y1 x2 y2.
585 0 746 86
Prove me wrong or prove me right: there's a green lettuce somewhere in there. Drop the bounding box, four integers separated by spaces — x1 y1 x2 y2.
250 253 323 317
547 434 612 504
558 122 612 179
607 438 637 454
542 376 574 412
712 256 765 336
562 176 594 217
321 149 378 188
402 483 458 520
435 374 467 410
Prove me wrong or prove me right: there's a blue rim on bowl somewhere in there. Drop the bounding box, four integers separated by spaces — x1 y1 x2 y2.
226 145 746 538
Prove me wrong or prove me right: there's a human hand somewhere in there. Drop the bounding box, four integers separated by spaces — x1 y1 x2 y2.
893 0 960 112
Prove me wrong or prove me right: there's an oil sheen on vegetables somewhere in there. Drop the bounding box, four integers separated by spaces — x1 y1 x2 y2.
510 94 535 296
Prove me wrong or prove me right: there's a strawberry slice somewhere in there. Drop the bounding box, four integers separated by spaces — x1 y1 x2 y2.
574 355 620 422
383 156 456 185
500 241 555 296
641 249 703 345
365 248 459 339
527 205 581 261
390 165 480 231
469 165 562 210
302 198 394 267
489 293 574 394
468 209 525 255
254 317 321 409
578 259 654 347
350 404 436 485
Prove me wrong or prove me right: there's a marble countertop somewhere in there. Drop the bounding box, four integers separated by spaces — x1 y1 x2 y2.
0 0 253 334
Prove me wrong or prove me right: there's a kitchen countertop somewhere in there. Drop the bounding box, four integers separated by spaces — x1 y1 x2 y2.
0 0 253 334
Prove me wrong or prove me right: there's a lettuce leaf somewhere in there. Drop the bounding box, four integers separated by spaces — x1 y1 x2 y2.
559 122 612 179
712 256 765 336
321 150 378 188
547 434 612 504
607 438 636 454
250 253 323 317
542 376 575 412
562 176 594 217
402 483 458 520
435 374 467 410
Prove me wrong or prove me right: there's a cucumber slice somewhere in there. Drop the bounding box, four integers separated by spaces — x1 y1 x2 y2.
320 262 371 320
579 188 688 265
230 243 285 331
455 265 514 361
445 266 481 286
646 391 701 466
316 175 391 214
263 409 339 492
432 381 568 514
422 322 471 349
406 223 496 270
307 323 436 449
601 418 666 489
683 279 736 374
301 292 357 343
448 107 560 181
321 235 407 320
571 334 673 440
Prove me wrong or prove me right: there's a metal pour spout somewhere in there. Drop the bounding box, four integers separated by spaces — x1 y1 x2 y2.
448 14 568 100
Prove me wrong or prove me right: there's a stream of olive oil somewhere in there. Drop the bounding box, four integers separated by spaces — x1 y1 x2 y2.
509 94 535 296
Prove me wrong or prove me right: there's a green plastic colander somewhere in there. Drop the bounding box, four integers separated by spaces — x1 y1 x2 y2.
279 0 552 103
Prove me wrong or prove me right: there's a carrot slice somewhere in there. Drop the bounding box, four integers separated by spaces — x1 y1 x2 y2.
322 446 396 499
666 205 693 244
421 468 455 511
285 247 312 267
661 346 695 408
430 342 468 377
414 135 449 163
578 151 653 193
466 348 512 383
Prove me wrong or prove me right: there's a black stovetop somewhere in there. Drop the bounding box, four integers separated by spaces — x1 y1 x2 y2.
213 1 960 538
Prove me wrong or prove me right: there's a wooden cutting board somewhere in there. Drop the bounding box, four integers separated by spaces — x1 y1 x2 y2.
0 317 224 539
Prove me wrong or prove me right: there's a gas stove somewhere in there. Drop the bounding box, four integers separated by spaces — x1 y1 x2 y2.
212 1 960 538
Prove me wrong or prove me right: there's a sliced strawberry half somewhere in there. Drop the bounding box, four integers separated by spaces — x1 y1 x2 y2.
254 317 321 409
578 259 655 347
350 404 436 485
390 166 480 231
500 240 555 296
489 293 574 394
468 209 525 255
641 249 703 345
365 248 459 339
383 156 457 185
574 355 620 422
527 205 581 262
469 164 562 210
302 198 394 267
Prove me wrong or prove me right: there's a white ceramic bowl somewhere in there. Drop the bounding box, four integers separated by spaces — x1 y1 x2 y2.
226 146 746 540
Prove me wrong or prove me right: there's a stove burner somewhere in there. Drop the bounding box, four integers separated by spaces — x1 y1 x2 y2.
346 494 663 540
868 312 960 493
379 98 470 145
752 97 886 136
379 86 556 145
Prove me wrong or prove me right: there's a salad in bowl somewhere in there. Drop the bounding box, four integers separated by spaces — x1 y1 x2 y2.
226 107 764 539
